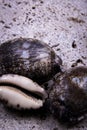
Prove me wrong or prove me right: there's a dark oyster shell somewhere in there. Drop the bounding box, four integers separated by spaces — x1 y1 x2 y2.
0 38 62 84
46 66 87 124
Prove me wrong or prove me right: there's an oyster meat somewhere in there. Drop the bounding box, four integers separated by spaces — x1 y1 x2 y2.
0 74 47 109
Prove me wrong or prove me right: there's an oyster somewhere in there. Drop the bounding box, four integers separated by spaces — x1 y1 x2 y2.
45 66 87 124
0 74 47 109
0 38 62 84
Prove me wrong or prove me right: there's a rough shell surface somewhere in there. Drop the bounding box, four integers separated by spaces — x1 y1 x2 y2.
0 38 62 84
45 66 87 124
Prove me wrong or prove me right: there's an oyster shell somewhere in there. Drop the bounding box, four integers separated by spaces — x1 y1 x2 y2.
0 38 62 84
45 66 87 124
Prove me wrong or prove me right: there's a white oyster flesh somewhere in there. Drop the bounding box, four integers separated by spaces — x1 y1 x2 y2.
0 74 47 109
0 86 43 109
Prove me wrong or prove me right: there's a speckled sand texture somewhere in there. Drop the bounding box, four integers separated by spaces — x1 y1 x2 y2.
0 0 87 130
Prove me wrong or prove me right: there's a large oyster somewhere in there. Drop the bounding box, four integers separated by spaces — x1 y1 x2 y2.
0 38 62 84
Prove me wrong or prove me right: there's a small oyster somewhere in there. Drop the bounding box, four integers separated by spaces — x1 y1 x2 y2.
45 66 87 124
0 38 62 84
